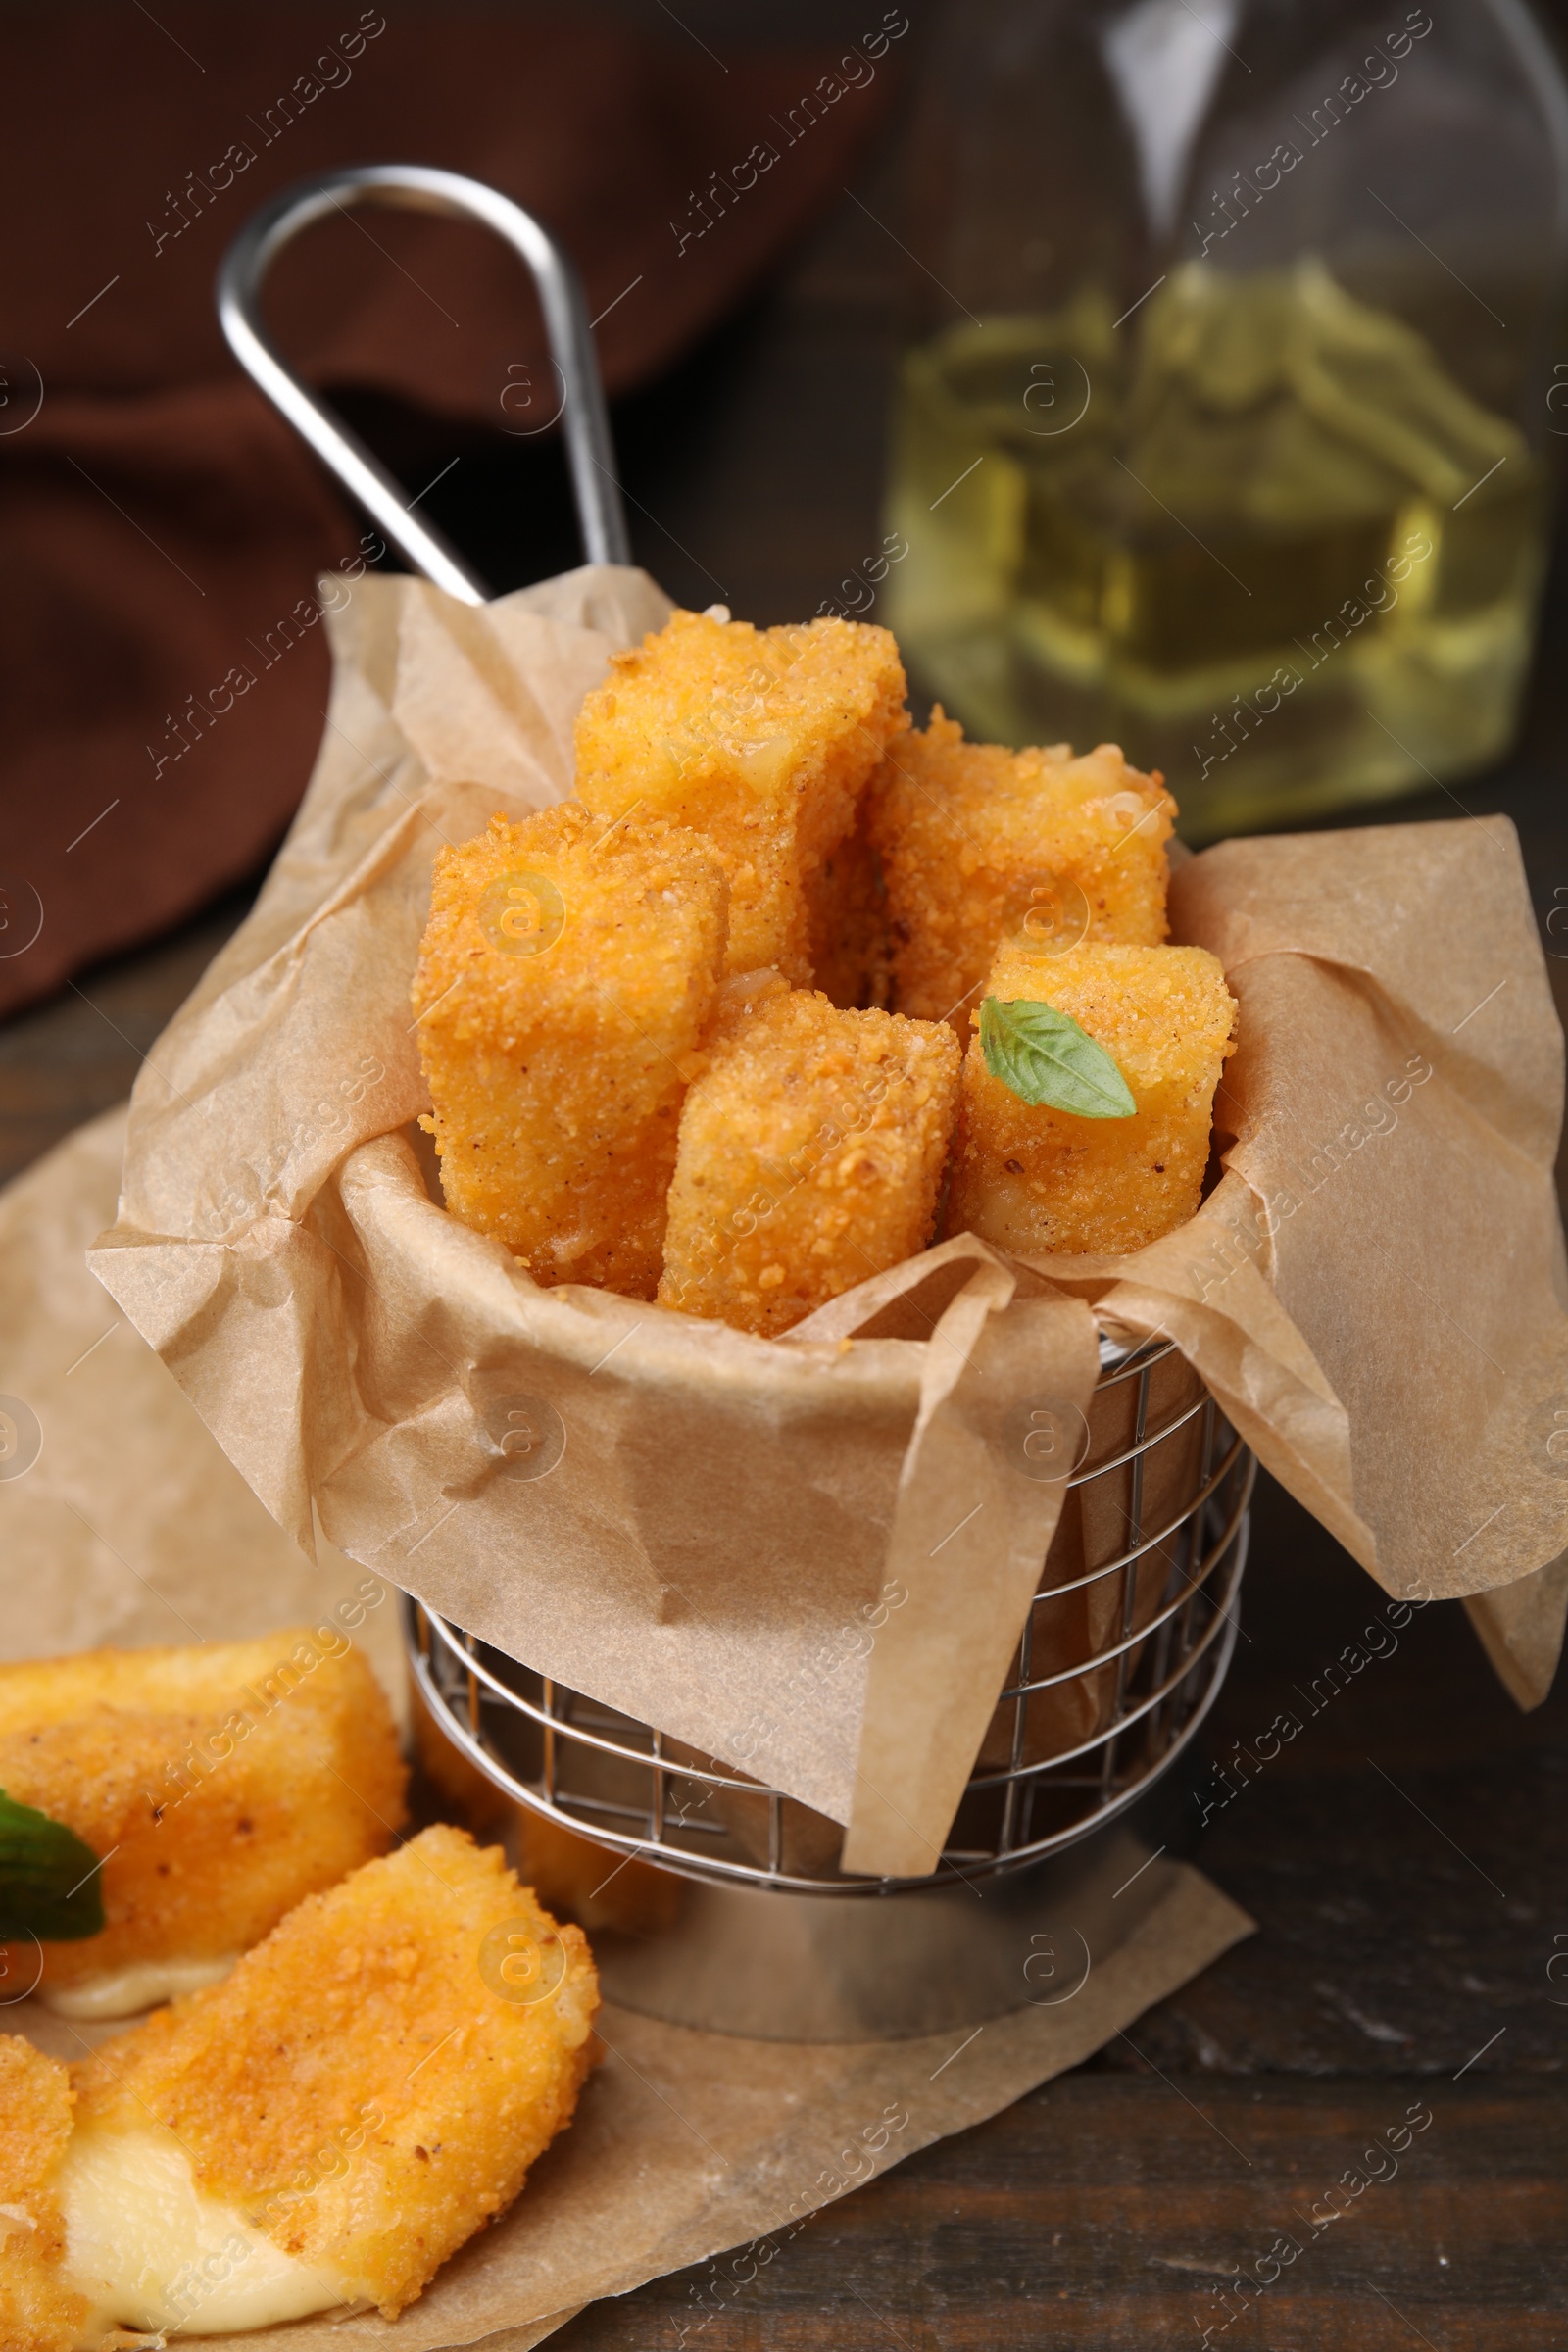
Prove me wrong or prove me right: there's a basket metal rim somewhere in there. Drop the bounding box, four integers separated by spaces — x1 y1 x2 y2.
1094 1328 1176 1382
1058 1382 1209 1489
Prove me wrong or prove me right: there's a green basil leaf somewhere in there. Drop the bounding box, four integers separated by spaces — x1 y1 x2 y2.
980 997 1137 1119
0 1788 105 1942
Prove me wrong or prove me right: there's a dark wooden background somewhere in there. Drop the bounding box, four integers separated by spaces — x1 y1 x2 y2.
2 7 1565 2341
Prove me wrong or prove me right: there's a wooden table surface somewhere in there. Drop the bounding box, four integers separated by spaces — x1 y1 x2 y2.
3 131 1565 2352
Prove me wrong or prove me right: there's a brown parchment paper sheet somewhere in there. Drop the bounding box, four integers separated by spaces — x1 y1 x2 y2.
1167 831 1568 1690
0 1104 403 1704
83 567 1568 1883
1 1105 1253 2350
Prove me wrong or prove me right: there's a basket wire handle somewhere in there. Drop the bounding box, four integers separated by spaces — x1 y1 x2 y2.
217 163 631 604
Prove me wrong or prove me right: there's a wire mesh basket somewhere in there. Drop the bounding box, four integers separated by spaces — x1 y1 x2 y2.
409 1330 1252 1898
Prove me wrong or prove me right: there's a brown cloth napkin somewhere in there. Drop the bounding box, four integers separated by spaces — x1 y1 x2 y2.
0 3 903 1017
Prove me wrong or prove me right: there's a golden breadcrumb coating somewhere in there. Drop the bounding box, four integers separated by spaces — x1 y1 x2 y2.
658 977 961 1336
573 609 907 984
868 709 1176 1029
413 803 728 1297
72 1826 600 2323
948 942 1237 1258
0 2038 85 2352
806 818 890 1011
0 1631 405 1998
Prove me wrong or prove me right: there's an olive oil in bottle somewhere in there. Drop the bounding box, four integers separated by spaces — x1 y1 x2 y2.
884 262 1546 835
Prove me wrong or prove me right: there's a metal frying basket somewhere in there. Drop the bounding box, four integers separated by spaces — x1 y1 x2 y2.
221 172 1253 2039
408 1332 1251 2039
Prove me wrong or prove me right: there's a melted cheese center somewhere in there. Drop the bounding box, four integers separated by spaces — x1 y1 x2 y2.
41 1954 238 2020
58 2123 356 2340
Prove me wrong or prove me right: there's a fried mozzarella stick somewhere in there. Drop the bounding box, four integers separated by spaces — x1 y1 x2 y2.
806 818 891 1011
413 803 728 1297
0 2037 85 2352
948 941 1237 1258
868 710 1175 1030
573 609 907 984
0 1626 405 2019
37 1827 598 2339
659 976 960 1336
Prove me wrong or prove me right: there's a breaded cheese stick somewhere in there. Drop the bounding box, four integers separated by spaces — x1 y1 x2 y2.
868 710 1175 1029
573 609 907 984
0 2037 85 2352
413 803 728 1297
46 1827 598 2337
658 976 960 1336
948 941 1237 1257
805 817 890 1011
0 1626 405 2019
